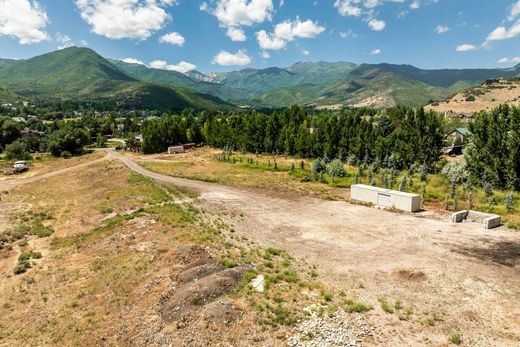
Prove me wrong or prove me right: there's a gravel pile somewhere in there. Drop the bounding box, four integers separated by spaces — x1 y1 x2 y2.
287 309 370 347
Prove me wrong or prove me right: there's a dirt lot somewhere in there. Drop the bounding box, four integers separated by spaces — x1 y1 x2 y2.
1 149 519 346
113 148 520 346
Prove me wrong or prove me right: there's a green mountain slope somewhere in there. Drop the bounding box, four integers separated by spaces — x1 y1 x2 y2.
217 67 298 93
0 47 232 111
357 63 520 90
0 87 21 103
112 60 247 102
285 61 358 84
253 68 451 108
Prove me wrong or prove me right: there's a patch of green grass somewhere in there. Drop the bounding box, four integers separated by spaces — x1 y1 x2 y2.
344 299 373 313
379 297 394 314
13 251 42 275
448 330 462 345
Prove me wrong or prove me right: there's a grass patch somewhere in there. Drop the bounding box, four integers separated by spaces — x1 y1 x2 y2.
448 330 462 345
379 297 394 314
344 299 373 313
13 251 42 275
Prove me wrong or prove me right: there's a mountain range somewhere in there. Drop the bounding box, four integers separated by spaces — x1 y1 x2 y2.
0 47 519 111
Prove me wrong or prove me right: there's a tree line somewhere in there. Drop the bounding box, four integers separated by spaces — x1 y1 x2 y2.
143 105 445 170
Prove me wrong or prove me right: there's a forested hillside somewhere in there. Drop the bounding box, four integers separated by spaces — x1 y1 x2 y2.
0 47 233 112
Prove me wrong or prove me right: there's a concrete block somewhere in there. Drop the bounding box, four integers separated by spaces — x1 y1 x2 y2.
484 216 501 229
452 210 469 223
350 184 420 213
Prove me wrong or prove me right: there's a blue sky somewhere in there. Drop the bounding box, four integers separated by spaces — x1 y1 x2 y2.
0 0 519 73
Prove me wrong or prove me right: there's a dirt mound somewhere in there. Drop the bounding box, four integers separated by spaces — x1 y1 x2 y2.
394 268 426 281
158 245 250 323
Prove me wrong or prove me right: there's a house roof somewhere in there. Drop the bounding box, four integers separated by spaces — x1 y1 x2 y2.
452 128 472 136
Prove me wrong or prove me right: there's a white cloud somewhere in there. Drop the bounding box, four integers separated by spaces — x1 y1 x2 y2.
213 0 273 26
256 18 325 50
226 27 246 41
150 59 197 73
486 19 520 42
159 32 185 46
410 0 420 9
212 49 251 66
200 2 208 11
210 0 274 41
260 51 271 59
339 29 358 39
56 33 73 49
508 0 520 21
121 57 145 65
75 0 174 40
435 25 449 34
0 0 49 44
370 48 381 55
334 0 362 17
302 49 310 56
456 44 477 52
368 19 385 31
498 57 520 64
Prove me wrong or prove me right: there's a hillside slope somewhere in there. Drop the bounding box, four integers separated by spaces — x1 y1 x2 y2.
112 60 247 102
426 78 520 115
0 47 232 111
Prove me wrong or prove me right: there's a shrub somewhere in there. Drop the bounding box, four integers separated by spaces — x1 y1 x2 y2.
5 140 32 161
442 159 469 185
312 157 327 174
448 331 462 345
61 151 72 159
326 159 347 180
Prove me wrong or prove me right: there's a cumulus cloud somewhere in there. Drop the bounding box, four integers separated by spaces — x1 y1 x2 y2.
56 33 74 49
212 49 251 66
486 20 520 42
498 57 520 64
121 57 145 65
370 48 381 55
209 0 274 41
302 49 310 56
0 0 49 44
435 25 449 34
508 0 520 21
159 32 185 46
368 19 385 31
334 0 390 31
150 59 197 73
75 0 174 40
256 18 325 50
456 44 477 52
334 0 362 17
226 27 246 41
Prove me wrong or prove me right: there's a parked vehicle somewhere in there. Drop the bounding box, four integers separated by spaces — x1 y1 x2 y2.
13 161 29 173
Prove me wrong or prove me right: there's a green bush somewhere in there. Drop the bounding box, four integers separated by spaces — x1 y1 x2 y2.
5 140 32 161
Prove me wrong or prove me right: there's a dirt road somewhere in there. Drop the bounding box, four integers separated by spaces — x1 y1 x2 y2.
105 149 520 346
1 153 108 190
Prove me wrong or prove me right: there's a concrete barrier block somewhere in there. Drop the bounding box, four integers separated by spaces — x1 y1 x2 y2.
484 216 501 229
452 210 469 223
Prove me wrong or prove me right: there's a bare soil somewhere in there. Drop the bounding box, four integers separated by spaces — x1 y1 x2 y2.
111 148 520 346
1 149 519 346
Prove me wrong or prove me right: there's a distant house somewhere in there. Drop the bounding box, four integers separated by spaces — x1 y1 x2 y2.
446 128 472 145
443 128 472 157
